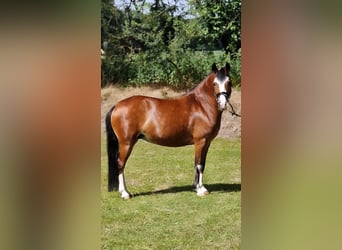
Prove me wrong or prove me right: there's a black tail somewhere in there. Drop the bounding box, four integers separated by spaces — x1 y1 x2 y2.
105 106 119 192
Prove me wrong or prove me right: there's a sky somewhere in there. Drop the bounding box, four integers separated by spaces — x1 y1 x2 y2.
113 0 192 16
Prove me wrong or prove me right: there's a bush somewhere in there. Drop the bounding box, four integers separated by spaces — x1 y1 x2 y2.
101 1 241 89
103 49 241 89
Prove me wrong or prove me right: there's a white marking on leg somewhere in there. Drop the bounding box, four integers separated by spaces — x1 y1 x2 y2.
118 172 131 199
198 171 203 187
196 165 209 196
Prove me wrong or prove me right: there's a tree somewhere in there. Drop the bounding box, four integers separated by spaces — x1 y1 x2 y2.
101 0 241 87
101 0 128 85
190 0 241 54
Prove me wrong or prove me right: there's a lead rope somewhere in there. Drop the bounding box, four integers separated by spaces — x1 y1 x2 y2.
227 100 241 117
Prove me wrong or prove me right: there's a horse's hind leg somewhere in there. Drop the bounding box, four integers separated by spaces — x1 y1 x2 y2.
117 142 135 199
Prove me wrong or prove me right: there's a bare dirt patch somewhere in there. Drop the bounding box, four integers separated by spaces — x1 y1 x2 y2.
101 86 241 139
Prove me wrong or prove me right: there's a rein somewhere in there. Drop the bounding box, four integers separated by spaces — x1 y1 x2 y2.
227 100 241 117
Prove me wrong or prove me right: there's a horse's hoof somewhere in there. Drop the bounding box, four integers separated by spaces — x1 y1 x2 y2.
121 194 131 200
197 191 209 196
120 191 132 199
196 186 209 196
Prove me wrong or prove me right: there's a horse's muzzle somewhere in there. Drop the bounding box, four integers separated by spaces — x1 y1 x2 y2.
216 92 229 111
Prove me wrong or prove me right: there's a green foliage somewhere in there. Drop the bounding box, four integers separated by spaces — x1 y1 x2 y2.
228 49 241 87
127 49 240 89
101 0 241 88
101 1 127 85
190 0 241 54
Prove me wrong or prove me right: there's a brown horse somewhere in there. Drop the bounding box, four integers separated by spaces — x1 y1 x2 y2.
105 63 232 199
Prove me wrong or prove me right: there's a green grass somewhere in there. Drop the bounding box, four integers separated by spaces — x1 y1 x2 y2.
101 137 241 249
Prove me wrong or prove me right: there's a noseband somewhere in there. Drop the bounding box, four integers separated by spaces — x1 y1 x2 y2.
216 92 229 100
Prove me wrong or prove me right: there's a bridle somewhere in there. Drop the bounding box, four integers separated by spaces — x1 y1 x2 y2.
211 63 241 116
214 85 240 117
216 91 229 100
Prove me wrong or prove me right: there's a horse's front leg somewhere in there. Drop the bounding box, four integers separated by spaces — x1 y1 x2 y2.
193 139 211 196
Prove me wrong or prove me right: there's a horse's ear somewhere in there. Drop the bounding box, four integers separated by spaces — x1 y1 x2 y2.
212 63 218 73
225 62 231 73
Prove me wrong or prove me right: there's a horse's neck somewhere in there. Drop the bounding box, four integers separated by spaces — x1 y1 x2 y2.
194 74 222 120
194 73 215 99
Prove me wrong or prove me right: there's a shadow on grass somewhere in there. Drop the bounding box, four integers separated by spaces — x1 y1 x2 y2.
134 183 241 197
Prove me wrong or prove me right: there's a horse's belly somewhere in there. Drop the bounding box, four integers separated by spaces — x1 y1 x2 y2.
140 112 194 146
142 130 194 147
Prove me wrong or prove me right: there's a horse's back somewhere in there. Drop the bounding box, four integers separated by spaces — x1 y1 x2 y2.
114 94 195 117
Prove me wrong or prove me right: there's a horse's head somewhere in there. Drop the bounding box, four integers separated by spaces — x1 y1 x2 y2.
212 62 232 111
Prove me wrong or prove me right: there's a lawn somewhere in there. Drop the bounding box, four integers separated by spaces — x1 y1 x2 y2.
101 137 241 249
